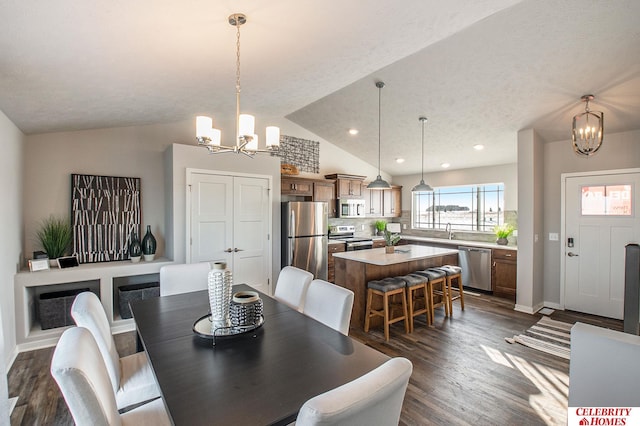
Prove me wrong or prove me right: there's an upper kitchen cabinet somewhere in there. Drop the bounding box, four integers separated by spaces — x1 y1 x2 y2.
324 174 365 198
383 186 402 217
313 180 336 218
363 184 402 218
281 177 313 196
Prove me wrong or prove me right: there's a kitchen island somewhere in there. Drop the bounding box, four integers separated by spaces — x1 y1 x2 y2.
333 245 459 328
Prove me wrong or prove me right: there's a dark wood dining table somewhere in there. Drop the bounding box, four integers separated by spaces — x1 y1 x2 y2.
130 284 390 426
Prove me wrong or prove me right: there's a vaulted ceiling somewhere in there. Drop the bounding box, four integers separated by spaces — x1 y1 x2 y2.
2 0 639 176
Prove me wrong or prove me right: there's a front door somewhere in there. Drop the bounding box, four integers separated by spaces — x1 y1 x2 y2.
563 169 640 319
188 171 272 294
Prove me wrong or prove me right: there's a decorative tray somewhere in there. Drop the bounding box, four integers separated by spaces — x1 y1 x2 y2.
192 314 265 341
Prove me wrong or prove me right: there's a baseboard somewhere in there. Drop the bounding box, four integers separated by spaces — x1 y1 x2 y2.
9 397 18 415
6 346 19 375
543 301 563 310
514 301 545 315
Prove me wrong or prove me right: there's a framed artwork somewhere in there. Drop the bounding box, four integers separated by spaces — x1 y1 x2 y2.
71 174 141 263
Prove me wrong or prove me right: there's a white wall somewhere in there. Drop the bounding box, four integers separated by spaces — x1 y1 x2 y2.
543 129 640 307
0 109 24 417
393 163 518 212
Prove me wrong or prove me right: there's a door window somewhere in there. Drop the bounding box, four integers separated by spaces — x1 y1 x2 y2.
581 184 632 216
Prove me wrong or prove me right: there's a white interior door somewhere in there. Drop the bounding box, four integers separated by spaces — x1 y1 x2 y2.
564 170 640 319
189 171 272 294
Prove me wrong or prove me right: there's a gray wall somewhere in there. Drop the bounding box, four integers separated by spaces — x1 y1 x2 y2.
543 129 640 307
0 109 23 403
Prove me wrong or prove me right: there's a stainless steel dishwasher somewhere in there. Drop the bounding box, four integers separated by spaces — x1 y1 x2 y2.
457 246 492 291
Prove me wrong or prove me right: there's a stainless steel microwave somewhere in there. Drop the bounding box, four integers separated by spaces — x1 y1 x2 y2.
337 199 366 218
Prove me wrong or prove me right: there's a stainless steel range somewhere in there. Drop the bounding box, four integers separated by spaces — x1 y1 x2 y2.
328 225 373 251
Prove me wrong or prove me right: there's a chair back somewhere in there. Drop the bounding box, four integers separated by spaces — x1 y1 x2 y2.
296 358 413 426
160 262 211 296
296 357 413 426
274 266 313 311
51 327 121 426
304 279 354 335
70 291 121 393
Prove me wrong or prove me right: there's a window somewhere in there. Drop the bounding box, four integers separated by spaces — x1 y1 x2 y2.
581 184 632 216
412 183 505 231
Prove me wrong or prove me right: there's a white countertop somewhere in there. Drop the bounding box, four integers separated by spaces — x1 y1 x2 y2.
399 235 517 251
332 244 458 266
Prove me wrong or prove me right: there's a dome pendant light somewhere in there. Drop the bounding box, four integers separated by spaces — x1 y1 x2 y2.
367 81 391 190
412 116 433 193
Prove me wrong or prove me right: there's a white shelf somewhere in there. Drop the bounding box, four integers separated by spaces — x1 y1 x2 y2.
14 257 174 351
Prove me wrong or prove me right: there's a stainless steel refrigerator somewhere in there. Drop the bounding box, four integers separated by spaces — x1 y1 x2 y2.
282 201 328 280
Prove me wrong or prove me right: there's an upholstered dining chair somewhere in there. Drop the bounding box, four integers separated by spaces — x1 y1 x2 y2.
295 357 413 426
159 262 211 296
70 291 160 410
303 279 354 335
51 326 171 426
273 266 314 312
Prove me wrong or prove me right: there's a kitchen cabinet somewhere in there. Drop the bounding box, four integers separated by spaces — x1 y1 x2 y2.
313 180 336 218
383 186 402 217
324 174 365 198
492 249 517 301
363 187 383 216
281 177 313 196
372 239 386 249
327 242 346 283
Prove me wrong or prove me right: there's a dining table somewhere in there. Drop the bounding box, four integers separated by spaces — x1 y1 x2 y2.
129 284 390 426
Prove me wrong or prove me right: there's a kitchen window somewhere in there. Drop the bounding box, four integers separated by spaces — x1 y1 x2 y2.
412 183 505 231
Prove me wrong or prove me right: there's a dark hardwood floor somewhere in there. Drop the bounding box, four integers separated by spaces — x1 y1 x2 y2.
8 293 622 426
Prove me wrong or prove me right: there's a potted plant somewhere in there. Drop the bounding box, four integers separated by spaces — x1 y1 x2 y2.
36 216 72 265
494 223 514 245
375 220 387 236
384 229 401 253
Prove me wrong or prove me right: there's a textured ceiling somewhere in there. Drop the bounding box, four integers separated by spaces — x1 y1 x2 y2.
1 0 639 176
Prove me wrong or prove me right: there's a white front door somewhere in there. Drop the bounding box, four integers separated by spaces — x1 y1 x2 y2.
188 171 272 294
563 170 640 319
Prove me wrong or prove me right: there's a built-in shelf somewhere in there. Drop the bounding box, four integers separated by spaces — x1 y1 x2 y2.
14 257 173 351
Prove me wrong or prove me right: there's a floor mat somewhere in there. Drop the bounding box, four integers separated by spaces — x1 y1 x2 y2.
505 316 571 359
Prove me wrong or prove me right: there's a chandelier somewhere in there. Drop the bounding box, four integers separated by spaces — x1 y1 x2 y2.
412 116 433 192
571 94 603 157
196 13 280 156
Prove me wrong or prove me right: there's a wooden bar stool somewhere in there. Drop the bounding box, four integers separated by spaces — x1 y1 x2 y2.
414 268 449 321
398 274 430 331
432 265 464 315
364 277 409 341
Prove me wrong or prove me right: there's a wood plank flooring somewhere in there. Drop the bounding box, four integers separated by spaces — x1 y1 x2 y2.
8 294 622 425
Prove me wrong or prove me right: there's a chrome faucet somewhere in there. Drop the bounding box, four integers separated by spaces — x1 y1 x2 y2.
445 223 454 240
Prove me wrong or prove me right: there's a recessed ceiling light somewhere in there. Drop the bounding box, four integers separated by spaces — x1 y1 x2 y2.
395 158 405 163
441 163 450 168
348 129 359 135
473 144 485 151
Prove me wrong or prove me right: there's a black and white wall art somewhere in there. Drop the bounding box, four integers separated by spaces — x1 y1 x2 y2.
71 174 141 263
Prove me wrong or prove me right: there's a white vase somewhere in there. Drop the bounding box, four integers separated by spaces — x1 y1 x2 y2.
207 262 233 331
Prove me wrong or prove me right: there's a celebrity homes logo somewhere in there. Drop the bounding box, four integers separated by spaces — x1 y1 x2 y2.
568 407 638 425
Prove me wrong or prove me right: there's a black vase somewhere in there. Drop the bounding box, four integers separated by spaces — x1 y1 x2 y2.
129 231 142 262
142 225 157 261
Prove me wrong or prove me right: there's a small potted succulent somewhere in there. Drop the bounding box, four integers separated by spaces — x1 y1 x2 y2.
36 215 72 266
494 223 514 245
384 229 401 254
375 220 387 236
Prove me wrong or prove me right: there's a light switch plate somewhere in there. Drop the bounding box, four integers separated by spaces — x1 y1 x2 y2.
549 233 559 241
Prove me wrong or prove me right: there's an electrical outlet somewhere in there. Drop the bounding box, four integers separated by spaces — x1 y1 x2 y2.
403 224 407 230
361 224 365 231
534 234 539 243
549 233 559 241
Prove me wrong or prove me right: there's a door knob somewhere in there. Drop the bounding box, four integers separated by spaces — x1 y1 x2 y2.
567 252 579 257
233 248 244 252
224 248 233 253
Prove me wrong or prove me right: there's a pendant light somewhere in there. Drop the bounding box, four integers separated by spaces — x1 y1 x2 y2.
571 94 603 157
367 81 391 190
412 116 433 192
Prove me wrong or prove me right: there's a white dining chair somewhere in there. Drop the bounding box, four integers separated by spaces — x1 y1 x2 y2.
70 291 160 410
159 262 211 296
51 326 171 426
303 279 354 335
295 357 413 426
273 266 314 312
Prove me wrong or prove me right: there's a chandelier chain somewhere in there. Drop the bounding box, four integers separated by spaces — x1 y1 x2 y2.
235 19 241 94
